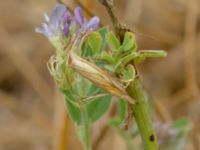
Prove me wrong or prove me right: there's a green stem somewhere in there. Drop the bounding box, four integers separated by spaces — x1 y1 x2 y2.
80 105 92 150
127 77 159 150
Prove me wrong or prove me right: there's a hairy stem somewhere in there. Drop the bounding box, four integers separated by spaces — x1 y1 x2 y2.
127 78 159 150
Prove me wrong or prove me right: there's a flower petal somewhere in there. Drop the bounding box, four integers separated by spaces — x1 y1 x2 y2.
35 26 44 34
63 23 70 36
74 7 84 25
44 12 50 22
63 12 72 24
85 16 100 30
49 4 67 28
35 23 51 37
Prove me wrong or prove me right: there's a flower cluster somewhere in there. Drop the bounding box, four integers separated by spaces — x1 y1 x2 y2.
35 4 100 49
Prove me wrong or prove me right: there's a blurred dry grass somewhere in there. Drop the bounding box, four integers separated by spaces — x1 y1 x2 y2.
0 0 200 149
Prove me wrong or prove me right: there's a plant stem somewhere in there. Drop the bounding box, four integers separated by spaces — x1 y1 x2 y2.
98 0 130 42
80 105 92 150
127 77 159 150
98 1 160 149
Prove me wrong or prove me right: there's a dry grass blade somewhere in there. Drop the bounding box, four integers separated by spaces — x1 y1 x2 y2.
53 89 69 150
184 0 199 96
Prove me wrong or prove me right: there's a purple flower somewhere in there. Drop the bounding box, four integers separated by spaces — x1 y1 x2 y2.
84 16 100 30
63 11 72 25
63 23 70 36
35 4 67 38
74 7 84 25
74 7 100 31
36 4 100 40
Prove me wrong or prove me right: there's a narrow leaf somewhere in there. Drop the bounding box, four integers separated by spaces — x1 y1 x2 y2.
139 50 167 58
117 98 128 122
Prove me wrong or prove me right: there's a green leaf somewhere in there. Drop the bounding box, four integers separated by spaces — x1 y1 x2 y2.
87 84 101 96
98 27 109 51
107 31 120 50
117 98 128 122
86 84 112 123
81 42 94 57
114 53 136 73
62 89 82 124
76 118 91 150
97 52 116 64
65 100 81 124
87 32 102 53
104 64 116 72
121 32 137 51
133 54 146 63
108 118 122 127
73 76 92 97
76 124 87 145
87 95 112 123
139 50 167 58
123 65 136 81
133 50 167 63
95 60 108 68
